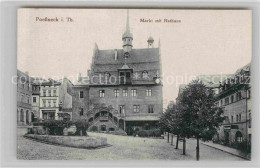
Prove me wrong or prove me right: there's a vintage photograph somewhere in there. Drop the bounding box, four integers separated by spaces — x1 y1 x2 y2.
16 9 252 160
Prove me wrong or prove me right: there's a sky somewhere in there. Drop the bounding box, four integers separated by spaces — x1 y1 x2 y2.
18 9 252 106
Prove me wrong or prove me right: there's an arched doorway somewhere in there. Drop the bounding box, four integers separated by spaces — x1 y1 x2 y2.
31 112 35 122
26 110 29 124
20 109 24 122
100 125 106 131
236 131 243 143
88 117 93 123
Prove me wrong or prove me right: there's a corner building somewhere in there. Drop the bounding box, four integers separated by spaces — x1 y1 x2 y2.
72 11 163 135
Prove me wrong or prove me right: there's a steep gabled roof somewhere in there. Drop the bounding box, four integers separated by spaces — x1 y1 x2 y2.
88 47 161 85
94 48 160 66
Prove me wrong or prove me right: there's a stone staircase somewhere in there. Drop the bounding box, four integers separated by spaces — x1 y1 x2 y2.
88 115 119 131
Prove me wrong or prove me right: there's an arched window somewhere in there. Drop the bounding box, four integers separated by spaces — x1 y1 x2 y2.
142 71 148 79
236 131 243 142
20 109 24 122
104 72 110 82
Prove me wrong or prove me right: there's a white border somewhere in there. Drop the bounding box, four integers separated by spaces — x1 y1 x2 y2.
0 0 259 167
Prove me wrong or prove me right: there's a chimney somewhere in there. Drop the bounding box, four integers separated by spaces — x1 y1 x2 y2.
114 49 118 60
77 73 82 82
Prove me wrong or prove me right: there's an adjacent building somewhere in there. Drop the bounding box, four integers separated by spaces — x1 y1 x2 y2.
216 63 251 144
37 78 73 121
176 63 251 145
17 70 33 126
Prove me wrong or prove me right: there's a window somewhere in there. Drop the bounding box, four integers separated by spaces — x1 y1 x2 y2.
119 105 125 114
114 89 119 97
231 116 233 123
27 96 30 103
224 97 229 105
146 89 152 97
53 100 56 107
236 131 243 143
48 100 51 107
53 90 56 96
79 108 84 116
231 95 234 103
48 90 51 96
99 90 105 97
133 105 140 112
236 115 239 123
49 112 55 120
237 137 243 142
43 100 46 107
131 89 137 97
80 91 84 98
43 90 46 97
105 72 110 82
43 113 47 120
123 89 128 97
148 105 154 113
237 92 242 100
220 100 223 106
119 71 131 84
33 97 36 103
239 114 242 122
142 71 148 79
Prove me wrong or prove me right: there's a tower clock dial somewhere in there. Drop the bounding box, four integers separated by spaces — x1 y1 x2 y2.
155 78 160 84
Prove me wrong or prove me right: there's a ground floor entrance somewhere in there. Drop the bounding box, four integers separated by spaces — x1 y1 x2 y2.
125 120 159 135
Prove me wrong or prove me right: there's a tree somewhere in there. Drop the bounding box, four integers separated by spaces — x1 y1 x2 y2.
159 102 181 147
177 80 224 160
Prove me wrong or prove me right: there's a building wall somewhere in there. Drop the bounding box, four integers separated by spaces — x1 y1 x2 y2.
17 71 32 126
31 95 40 119
39 85 60 120
88 85 163 117
71 86 89 121
217 88 251 144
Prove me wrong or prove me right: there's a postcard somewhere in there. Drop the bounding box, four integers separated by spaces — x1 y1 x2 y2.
17 9 252 160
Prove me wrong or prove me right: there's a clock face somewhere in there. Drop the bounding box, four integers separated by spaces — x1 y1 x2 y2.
155 78 160 84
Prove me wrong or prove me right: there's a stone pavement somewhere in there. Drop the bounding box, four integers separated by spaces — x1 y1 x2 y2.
17 128 245 160
201 141 251 160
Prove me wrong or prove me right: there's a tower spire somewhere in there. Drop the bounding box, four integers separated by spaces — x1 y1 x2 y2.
122 9 133 53
126 9 130 33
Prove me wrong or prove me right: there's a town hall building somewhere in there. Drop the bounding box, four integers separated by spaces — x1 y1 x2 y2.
72 10 163 135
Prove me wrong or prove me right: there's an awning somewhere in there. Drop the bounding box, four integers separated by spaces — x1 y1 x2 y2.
125 115 160 121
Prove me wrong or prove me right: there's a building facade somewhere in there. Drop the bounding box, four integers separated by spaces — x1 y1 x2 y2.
216 63 251 145
72 11 163 134
31 83 41 121
37 78 73 121
39 80 61 121
17 70 33 126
